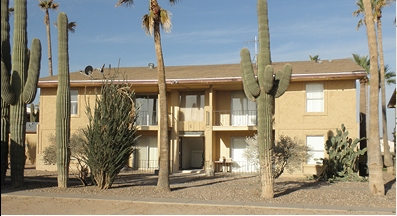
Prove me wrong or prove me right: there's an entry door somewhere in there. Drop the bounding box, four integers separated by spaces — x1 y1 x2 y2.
231 137 249 172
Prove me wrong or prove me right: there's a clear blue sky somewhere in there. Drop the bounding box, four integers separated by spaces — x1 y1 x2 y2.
11 0 396 139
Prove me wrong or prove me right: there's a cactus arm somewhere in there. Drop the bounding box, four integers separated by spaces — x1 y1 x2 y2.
274 63 292 98
23 38 41 104
0 61 15 104
240 47 260 98
259 65 275 93
241 68 257 102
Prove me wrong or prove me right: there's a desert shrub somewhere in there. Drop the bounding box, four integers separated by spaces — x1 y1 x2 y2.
319 124 367 182
43 130 90 185
81 78 139 189
243 134 312 178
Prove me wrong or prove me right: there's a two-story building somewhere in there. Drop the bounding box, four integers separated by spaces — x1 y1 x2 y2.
36 58 366 176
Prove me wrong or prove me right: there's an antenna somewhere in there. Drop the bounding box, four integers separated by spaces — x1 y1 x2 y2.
97 63 105 73
244 36 258 64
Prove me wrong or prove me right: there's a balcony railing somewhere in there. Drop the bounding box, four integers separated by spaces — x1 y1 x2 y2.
213 110 257 126
136 111 158 126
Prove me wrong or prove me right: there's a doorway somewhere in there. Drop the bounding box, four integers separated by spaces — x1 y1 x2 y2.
179 137 204 170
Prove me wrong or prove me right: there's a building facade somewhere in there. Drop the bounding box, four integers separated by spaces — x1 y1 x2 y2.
36 59 366 176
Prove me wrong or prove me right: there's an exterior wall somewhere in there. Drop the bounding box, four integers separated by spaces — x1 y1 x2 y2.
36 87 98 170
36 78 360 176
275 80 359 175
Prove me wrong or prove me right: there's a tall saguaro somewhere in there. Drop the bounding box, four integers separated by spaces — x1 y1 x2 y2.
240 0 292 198
0 0 41 187
56 12 71 188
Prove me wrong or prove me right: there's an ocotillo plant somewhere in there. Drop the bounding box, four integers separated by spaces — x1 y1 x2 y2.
0 0 41 187
29 103 38 122
1 0 12 186
56 12 71 188
240 0 292 199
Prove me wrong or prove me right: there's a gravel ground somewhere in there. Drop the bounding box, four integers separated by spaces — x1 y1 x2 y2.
2 167 396 210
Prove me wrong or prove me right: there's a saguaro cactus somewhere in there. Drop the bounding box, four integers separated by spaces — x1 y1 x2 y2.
56 12 71 188
240 0 292 199
0 0 41 187
0 0 12 185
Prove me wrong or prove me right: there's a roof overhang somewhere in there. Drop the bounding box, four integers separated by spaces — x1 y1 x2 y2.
38 71 367 88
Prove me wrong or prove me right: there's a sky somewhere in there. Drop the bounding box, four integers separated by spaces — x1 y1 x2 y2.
8 0 396 140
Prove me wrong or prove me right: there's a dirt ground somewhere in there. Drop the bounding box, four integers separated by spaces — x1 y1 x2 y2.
1 166 395 215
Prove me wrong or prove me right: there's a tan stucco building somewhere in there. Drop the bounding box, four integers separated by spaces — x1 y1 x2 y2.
36 58 366 176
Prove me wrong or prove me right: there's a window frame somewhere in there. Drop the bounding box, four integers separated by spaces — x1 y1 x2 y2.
306 83 324 113
70 89 78 116
306 135 325 165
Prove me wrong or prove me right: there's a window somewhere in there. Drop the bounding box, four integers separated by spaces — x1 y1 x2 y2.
231 91 257 125
306 136 324 165
179 92 204 121
136 95 158 125
71 90 78 115
306 83 324 112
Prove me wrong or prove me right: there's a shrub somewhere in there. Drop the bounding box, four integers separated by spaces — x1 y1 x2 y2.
243 134 312 178
81 78 139 189
319 124 367 181
43 130 90 185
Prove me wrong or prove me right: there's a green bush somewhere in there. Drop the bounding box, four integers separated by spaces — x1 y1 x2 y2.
81 78 139 189
243 134 312 178
43 130 90 185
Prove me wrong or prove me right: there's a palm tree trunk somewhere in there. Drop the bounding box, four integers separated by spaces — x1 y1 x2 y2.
153 13 170 192
359 78 368 175
377 16 394 174
363 0 384 196
45 10 53 76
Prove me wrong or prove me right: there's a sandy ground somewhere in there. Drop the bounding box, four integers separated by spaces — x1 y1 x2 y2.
1 166 396 215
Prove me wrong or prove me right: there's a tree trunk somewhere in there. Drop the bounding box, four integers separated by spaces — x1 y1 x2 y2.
153 9 170 192
45 11 53 76
359 78 368 175
377 16 394 174
363 0 384 196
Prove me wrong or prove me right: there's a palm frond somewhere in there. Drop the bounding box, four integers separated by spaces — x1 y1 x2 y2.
142 14 153 35
159 9 172 33
68 22 77 33
115 0 134 7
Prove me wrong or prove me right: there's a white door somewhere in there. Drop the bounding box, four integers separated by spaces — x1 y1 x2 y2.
231 138 249 172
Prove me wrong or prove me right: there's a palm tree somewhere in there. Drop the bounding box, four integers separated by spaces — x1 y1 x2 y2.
352 53 369 170
374 0 395 174
38 0 59 77
54 21 77 33
309 55 320 62
353 0 395 173
363 0 385 196
116 0 177 192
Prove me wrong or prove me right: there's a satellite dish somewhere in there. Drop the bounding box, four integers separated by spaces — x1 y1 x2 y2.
84 65 93 76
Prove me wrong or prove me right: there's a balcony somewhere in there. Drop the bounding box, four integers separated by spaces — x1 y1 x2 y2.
213 110 257 126
136 111 158 126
